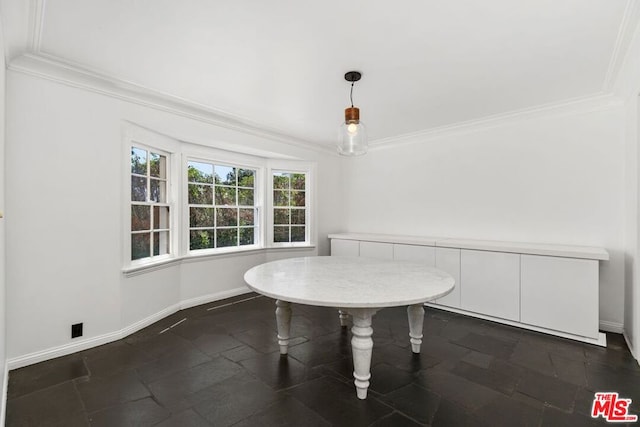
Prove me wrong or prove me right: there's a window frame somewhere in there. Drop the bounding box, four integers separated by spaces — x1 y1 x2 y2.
123 125 180 269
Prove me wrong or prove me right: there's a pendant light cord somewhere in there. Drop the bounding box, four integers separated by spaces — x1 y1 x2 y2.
350 82 354 108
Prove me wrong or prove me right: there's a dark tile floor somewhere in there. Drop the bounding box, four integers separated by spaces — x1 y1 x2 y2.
6 293 640 426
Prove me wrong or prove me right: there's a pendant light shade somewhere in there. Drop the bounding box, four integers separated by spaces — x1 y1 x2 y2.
338 71 368 156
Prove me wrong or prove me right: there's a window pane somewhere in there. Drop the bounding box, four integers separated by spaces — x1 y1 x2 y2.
274 226 289 243
238 169 255 187
291 209 305 225
188 162 214 183
273 190 289 207
292 173 305 190
217 229 237 247
215 165 236 185
273 173 289 190
291 191 305 207
190 230 215 250
274 208 289 225
131 147 147 174
291 226 306 242
150 179 166 203
215 186 237 205
131 205 150 231
131 233 150 260
131 176 147 201
190 207 215 228
153 231 170 256
239 208 254 226
240 227 254 245
150 153 166 178
238 189 254 206
217 208 238 227
188 184 213 205
153 206 170 229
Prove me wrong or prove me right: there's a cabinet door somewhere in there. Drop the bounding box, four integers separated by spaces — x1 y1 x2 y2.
435 247 461 308
393 244 435 266
331 239 359 256
461 250 520 321
360 241 394 260
521 255 598 339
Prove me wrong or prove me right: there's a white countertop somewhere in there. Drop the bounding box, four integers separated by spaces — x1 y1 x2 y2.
244 256 455 308
328 233 609 261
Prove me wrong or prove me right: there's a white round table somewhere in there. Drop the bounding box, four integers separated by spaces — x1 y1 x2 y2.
244 256 455 399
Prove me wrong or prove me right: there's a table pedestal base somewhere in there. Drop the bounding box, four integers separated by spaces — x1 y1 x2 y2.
273 300 426 399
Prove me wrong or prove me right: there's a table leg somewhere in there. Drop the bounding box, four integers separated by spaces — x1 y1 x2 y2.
407 304 425 353
338 309 350 327
275 300 292 355
349 308 378 399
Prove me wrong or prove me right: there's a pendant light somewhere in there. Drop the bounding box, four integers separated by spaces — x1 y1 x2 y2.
338 71 367 156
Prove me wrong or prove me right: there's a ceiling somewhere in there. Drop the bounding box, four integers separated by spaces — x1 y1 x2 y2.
1 0 638 149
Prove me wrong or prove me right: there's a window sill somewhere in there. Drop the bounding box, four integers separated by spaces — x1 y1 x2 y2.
122 245 316 277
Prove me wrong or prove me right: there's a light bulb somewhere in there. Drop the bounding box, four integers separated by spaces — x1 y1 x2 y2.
347 123 358 135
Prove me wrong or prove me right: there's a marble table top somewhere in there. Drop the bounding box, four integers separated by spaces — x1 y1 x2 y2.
244 256 455 308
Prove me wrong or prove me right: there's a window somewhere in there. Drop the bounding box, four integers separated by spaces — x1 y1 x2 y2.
188 160 258 251
130 146 171 261
273 171 307 243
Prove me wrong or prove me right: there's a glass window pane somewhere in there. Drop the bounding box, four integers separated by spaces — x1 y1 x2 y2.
238 189 254 206
291 209 305 225
153 231 170 256
291 191 305 207
217 208 238 227
215 165 236 185
131 147 147 174
153 206 170 229
273 173 290 190
150 153 166 178
273 190 289 207
131 233 150 260
239 208 254 226
240 227 254 245
190 207 215 228
217 229 238 247
190 230 215 250
215 186 237 205
274 208 289 225
131 176 147 202
188 184 213 205
150 179 166 203
291 226 306 242
274 226 290 243
188 162 214 183
238 169 255 188
131 205 150 231
292 174 305 190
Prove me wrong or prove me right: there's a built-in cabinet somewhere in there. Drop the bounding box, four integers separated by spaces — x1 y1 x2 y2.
328 233 609 346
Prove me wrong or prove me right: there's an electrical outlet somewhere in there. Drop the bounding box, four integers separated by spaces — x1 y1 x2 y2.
71 323 83 339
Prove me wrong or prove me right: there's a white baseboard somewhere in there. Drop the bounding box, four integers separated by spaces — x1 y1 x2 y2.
599 320 624 334
7 286 251 370
623 330 640 366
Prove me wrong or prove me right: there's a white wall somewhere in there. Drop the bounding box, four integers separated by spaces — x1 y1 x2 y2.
5 70 343 363
342 107 627 328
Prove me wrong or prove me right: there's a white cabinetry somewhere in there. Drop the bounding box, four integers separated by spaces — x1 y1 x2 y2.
331 239 359 256
360 241 394 260
521 255 598 339
329 233 608 346
460 250 520 321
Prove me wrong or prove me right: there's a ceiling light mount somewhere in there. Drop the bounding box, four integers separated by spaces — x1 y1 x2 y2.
338 70 367 156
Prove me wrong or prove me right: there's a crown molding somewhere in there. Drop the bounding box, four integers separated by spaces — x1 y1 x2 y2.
7 52 336 155
369 92 623 151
